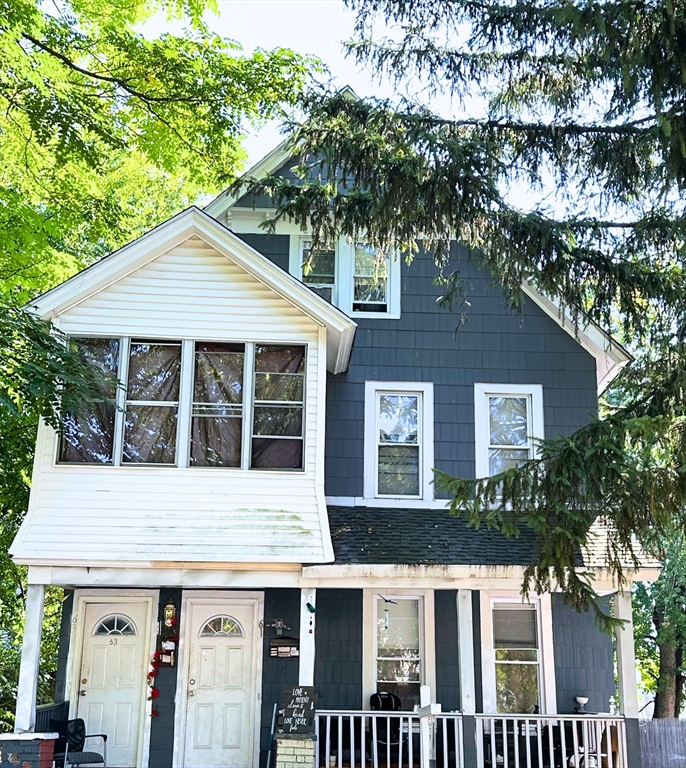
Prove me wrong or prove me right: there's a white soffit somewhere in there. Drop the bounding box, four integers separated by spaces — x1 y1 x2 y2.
28 207 356 374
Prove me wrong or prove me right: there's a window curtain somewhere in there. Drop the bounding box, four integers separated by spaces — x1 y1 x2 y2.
123 341 181 464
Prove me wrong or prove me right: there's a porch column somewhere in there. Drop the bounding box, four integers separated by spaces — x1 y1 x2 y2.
15 584 45 733
615 590 643 766
298 588 316 686
457 589 478 768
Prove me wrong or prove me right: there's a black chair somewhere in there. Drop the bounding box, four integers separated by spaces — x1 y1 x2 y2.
370 692 403 750
50 718 107 767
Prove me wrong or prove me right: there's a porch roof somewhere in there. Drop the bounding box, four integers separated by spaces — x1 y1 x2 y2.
326 506 583 567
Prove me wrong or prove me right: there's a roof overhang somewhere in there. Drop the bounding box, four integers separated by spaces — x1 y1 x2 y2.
28 206 357 374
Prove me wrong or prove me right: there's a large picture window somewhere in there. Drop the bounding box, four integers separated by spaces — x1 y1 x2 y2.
59 337 120 464
58 337 307 471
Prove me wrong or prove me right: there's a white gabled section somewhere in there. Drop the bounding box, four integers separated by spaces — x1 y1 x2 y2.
28 207 356 375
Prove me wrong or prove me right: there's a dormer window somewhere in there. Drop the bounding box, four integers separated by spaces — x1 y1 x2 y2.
353 243 388 313
58 337 306 471
301 240 336 304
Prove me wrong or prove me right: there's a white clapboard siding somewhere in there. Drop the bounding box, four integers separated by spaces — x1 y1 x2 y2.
12 236 334 566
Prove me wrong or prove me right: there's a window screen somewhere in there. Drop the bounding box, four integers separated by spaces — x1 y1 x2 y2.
123 340 181 464
488 396 531 475
376 597 422 709
59 337 120 464
493 604 540 714
251 345 305 470
190 342 245 467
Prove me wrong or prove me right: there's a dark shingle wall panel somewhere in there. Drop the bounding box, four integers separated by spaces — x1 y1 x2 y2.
234 160 299 208
472 591 483 713
314 589 363 709
55 590 73 703
233 232 290 273
551 594 615 714
326 247 598 498
149 588 182 768
435 591 460 711
260 589 300 768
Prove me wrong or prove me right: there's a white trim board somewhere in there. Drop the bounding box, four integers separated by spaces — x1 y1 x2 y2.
26 207 356 375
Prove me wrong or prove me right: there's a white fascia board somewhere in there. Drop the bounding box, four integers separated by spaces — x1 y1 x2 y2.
204 139 293 220
27 207 356 374
521 282 632 394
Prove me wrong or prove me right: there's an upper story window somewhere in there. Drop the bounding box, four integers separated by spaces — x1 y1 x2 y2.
474 384 544 478
301 240 336 304
288 235 401 319
58 337 306 471
353 243 388 313
59 337 120 464
364 382 434 502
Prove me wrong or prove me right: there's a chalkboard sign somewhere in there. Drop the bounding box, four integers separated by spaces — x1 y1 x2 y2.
278 686 318 734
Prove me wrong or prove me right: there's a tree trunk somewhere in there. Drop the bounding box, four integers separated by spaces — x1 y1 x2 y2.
654 642 678 718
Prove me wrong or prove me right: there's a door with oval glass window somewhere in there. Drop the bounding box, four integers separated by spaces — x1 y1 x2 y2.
77 602 149 768
182 598 260 768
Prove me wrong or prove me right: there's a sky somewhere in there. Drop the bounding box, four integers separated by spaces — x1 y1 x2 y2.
149 0 464 167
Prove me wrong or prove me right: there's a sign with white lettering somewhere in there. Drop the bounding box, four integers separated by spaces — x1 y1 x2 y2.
278 686 317 734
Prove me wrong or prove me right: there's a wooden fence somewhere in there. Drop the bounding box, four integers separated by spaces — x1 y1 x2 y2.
640 720 686 768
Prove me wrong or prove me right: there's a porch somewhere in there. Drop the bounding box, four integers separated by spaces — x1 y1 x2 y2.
315 708 628 768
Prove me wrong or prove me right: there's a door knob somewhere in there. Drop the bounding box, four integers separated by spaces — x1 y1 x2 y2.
188 691 195 697
79 690 87 696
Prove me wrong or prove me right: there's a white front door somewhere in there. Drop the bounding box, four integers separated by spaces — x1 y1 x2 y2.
78 601 149 768
182 596 261 768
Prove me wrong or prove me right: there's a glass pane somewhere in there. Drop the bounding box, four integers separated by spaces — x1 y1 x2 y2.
123 405 178 463
95 614 136 636
494 607 538 649
253 406 303 437
377 599 420 655
254 345 305 374
377 658 421 683
193 342 244 405
127 341 181 402
200 615 244 637
495 649 538 662
379 395 418 444
302 243 335 284
354 276 387 304
378 445 419 496
489 396 528 446
251 437 303 469
59 338 119 464
355 243 388 278
489 448 529 475
377 682 420 711
254 373 304 402
191 416 242 467
495 662 540 714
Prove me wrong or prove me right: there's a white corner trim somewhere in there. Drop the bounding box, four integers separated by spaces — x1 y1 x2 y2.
479 591 556 715
614 591 639 718
299 588 317 686
474 383 544 480
363 381 435 503
457 590 476 715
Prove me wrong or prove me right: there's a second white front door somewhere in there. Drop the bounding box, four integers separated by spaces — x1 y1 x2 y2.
182 595 262 768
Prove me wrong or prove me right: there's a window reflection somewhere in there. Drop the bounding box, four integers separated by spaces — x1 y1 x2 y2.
376 598 422 710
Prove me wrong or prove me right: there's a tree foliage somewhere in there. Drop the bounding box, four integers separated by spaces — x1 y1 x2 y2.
235 0 686 630
0 0 312 730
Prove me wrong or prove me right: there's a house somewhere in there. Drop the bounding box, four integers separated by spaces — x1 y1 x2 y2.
9 139 655 768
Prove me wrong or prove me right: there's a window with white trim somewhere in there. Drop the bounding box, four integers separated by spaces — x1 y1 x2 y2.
364 382 434 501
375 595 424 710
492 602 541 714
474 384 544 478
301 239 336 304
353 242 388 313
58 337 306 471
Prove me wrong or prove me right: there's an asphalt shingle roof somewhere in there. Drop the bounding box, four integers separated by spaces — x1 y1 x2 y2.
327 506 540 567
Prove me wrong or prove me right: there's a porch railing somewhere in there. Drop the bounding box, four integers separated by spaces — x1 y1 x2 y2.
314 710 465 768
475 714 628 768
